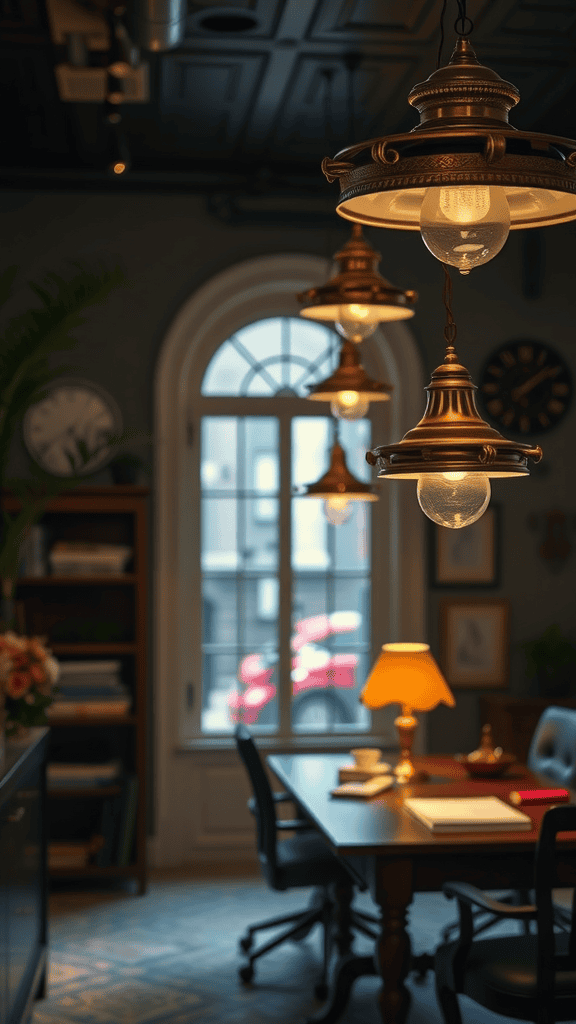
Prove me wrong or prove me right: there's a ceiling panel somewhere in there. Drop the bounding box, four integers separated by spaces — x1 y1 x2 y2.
161 50 269 155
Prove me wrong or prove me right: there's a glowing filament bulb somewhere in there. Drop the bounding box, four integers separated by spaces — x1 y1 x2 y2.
336 304 380 342
419 186 510 274
416 472 491 529
330 391 370 421
324 495 353 526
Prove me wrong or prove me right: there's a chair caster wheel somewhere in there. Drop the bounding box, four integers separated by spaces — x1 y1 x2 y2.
239 936 252 953
314 983 328 1001
239 965 254 984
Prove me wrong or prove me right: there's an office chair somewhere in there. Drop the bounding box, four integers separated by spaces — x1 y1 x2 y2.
234 724 378 998
441 706 576 944
435 803 576 1024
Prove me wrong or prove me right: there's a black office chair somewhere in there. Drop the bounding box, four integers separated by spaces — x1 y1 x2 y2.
434 803 576 1024
234 724 378 998
441 706 576 944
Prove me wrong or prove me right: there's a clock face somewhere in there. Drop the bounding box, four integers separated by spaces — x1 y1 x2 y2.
23 379 123 476
478 340 573 436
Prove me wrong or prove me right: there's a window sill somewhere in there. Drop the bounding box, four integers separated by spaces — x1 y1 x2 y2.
176 733 397 755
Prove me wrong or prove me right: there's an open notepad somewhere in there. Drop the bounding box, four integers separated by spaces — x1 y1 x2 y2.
404 796 532 833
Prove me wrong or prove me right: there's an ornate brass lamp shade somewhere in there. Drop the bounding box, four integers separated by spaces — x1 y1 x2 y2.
361 642 455 782
307 338 392 421
322 37 576 273
298 224 417 340
367 343 542 528
303 439 377 526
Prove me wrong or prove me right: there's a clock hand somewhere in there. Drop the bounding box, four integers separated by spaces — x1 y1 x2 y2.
510 365 560 402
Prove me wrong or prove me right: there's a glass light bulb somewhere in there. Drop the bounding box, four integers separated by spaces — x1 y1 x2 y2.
416 472 491 529
336 304 380 342
330 391 370 421
419 186 510 274
324 495 353 526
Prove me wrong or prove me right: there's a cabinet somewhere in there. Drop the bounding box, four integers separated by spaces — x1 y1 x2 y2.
479 695 576 764
0 728 48 1024
6 486 148 894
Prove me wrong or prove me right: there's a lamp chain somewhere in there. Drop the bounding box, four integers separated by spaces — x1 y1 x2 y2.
454 0 473 38
442 263 458 358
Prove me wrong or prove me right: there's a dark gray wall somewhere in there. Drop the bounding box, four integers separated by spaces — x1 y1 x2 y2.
3 189 576 755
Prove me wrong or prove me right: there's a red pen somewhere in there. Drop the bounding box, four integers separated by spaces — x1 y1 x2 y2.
509 788 570 806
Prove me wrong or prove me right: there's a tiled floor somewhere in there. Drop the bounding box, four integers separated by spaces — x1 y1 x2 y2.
33 872 518 1024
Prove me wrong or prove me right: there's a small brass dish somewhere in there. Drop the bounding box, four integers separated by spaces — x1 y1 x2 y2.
454 752 516 779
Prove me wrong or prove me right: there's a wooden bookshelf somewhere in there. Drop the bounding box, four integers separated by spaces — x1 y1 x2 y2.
7 486 149 894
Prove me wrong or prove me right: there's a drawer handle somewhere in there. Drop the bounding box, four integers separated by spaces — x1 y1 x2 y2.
4 806 25 823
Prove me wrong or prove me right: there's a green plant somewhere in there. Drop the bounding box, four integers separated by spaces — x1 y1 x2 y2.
522 624 576 696
0 261 125 598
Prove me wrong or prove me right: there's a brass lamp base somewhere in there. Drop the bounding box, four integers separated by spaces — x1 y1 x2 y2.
394 710 429 784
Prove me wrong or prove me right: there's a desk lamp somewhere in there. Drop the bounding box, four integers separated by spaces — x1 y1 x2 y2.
361 643 455 782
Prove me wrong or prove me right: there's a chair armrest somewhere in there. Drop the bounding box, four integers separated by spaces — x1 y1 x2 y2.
276 819 315 831
247 793 309 817
443 881 536 920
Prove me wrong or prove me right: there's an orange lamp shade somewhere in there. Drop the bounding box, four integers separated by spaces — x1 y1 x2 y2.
361 642 455 712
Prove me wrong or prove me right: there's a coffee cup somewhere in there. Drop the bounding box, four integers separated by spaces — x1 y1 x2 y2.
351 748 381 770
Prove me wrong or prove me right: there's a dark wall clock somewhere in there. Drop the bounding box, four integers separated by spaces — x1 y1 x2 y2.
478 339 573 436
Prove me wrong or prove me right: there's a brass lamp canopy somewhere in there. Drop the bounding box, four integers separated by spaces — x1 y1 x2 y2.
323 38 576 231
307 339 392 404
303 441 378 501
366 345 542 478
298 224 417 322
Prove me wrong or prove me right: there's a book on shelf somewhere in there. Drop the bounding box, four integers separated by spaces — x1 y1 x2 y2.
58 660 123 686
49 541 133 575
47 760 122 789
116 774 139 867
48 836 104 869
47 695 132 719
404 796 532 833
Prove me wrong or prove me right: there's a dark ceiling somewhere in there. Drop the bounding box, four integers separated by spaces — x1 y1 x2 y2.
3 0 576 210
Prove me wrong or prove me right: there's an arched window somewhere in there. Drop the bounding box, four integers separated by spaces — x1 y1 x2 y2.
200 315 374 735
155 254 426 755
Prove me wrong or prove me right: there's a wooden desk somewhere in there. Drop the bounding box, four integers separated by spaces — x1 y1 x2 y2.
268 753 567 1024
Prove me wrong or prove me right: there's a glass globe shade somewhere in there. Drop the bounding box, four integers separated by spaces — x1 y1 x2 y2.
330 391 370 421
419 185 510 274
324 495 353 526
336 304 380 342
416 472 491 529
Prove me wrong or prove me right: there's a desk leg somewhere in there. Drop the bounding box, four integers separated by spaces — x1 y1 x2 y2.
374 859 413 1024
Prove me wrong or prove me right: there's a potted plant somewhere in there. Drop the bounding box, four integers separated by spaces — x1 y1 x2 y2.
522 624 576 699
0 260 125 609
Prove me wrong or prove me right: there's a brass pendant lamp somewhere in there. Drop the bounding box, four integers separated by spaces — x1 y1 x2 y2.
322 2 576 275
302 429 378 526
366 268 542 529
306 337 392 421
298 224 417 341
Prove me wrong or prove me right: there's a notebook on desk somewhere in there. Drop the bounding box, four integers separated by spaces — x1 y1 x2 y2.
404 795 532 833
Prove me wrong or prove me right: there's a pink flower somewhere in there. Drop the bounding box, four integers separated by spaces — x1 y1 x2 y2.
6 671 31 699
30 664 46 686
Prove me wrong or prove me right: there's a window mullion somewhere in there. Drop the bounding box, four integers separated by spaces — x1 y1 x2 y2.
277 412 293 738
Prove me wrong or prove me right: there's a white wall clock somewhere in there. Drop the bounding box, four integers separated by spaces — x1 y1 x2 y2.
23 378 123 477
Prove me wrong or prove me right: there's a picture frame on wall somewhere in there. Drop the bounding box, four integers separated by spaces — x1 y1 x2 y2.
440 598 510 689
431 505 500 588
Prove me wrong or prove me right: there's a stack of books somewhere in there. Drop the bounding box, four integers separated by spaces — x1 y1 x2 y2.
48 835 105 870
49 541 133 575
47 759 122 790
47 660 132 719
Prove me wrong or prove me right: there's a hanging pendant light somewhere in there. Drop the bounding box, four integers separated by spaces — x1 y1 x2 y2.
302 434 378 526
307 338 392 421
366 268 542 528
298 224 417 340
322 7 576 274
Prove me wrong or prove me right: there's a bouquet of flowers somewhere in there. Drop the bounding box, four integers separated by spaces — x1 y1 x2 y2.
0 632 59 735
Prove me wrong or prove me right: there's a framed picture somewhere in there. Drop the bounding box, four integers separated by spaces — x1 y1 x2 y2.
440 598 509 688
431 505 500 587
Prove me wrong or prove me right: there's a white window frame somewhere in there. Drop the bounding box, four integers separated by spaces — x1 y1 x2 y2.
154 254 426 762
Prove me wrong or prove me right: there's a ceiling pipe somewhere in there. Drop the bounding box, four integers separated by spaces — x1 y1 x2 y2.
129 0 186 52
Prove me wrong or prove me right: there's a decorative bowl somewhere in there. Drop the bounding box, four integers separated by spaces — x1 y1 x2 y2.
454 752 516 779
